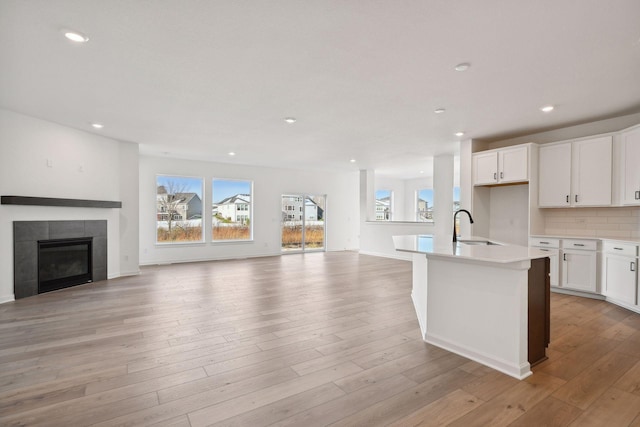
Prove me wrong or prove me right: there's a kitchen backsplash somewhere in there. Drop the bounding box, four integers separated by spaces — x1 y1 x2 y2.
543 207 640 239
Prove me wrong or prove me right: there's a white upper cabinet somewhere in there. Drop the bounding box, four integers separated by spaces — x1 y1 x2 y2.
539 143 572 207
473 151 499 185
538 136 612 207
572 136 612 206
621 126 640 205
473 145 528 186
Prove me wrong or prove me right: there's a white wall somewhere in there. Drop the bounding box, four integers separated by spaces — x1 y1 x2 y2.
0 109 139 303
139 156 359 264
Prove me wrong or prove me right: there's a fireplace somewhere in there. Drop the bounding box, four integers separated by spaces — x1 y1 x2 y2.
14 220 107 299
38 237 93 293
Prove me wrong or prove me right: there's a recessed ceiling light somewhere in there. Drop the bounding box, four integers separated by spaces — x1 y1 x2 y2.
349 159 356 163
454 63 470 72
91 123 103 129
540 105 554 113
455 131 465 137
284 117 297 124
419 170 425 174
64 31 89 43
434 108 446 114
228 152 236 156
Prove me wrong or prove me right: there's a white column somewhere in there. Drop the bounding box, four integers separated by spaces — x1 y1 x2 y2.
433 154 454 239
459 139 473 237
359 169 375 222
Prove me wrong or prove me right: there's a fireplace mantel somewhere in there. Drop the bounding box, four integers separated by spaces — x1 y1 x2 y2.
1 196 122 208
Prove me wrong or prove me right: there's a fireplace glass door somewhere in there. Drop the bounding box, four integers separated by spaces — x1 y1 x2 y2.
38 238 93 293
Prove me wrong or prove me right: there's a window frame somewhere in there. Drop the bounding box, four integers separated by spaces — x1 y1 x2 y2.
212 178 254 242
155 174 205 245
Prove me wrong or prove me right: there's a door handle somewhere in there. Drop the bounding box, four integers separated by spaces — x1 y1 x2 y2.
563 253 567 261
566 195 569 203
575 195 578 203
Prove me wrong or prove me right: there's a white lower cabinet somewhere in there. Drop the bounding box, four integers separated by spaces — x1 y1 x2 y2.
560 239 598 293
603 242 638 307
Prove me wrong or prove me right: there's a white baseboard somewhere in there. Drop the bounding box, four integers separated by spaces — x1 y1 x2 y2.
424 331 532 380
0 294 16 304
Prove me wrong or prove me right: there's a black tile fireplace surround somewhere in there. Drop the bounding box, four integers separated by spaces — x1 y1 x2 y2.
14 220 107 299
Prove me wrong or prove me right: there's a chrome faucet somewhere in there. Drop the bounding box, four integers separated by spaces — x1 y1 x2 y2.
453 209 474 242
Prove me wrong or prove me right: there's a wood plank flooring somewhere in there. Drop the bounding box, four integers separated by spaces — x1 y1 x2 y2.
1 251 640 426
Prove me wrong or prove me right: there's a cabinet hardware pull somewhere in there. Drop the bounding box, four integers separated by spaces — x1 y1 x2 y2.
500 172 504 179
614 247 623 250
636 190 640 200
631 262 636 272
563 253 567 261
566 195 569 203
494 172 497 180
574 243 585 247
540 241 549 244
575 195 578 203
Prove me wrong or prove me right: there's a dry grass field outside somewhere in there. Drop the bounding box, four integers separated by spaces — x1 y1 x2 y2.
157 224 203 242
282 224 324 249
213 225 251 240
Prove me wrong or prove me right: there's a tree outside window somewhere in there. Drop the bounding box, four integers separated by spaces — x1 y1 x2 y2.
156 175 204 243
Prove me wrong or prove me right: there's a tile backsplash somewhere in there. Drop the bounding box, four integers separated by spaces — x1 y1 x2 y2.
543 207 640 239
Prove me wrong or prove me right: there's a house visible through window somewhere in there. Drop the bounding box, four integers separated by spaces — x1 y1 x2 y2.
416 188 434 222
156 175 204 243
212 179 253 241
375 190 392 221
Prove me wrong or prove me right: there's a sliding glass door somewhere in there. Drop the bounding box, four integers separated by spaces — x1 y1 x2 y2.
281 194 325 252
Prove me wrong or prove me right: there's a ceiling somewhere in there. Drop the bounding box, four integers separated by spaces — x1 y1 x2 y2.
1 1 639 179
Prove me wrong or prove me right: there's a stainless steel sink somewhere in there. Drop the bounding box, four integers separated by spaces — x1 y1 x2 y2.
456 240 501 246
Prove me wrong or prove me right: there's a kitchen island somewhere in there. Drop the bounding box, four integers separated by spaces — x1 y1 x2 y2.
393 234 550 379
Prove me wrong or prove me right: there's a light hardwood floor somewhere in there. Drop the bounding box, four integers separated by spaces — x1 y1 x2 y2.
1 252 640 426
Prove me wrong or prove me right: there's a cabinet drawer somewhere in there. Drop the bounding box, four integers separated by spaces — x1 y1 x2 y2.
603 241 638 257
563 239 597 251
530 237 560 248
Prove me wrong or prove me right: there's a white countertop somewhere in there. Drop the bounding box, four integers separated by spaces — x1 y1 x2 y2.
393 234 550 264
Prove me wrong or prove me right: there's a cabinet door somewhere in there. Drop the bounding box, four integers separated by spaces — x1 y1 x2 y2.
498 146 528 184
561 249 597 293
473 151 498 185
622 127 640 205
572 136 612 206
539 143 571 207
604 255 637 305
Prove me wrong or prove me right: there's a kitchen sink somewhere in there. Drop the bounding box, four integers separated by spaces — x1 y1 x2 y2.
456 240 501 246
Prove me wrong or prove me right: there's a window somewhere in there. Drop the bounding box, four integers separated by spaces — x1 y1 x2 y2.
212 179 253 241
416 189 434 222
375 190 392 221
156 175 204 243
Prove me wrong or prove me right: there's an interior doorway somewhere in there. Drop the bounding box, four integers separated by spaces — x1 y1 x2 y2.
281 194 326 252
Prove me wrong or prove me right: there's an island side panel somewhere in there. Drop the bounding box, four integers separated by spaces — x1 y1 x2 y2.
424 257 531 379
411 253 428 337
528 256 550 366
